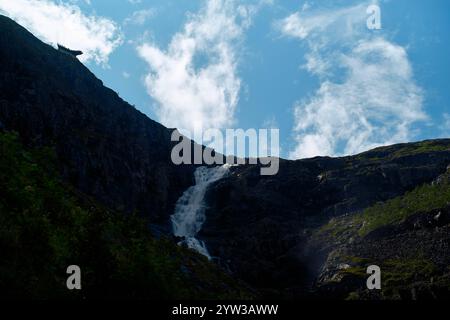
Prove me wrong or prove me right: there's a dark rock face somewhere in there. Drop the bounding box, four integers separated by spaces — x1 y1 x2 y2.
0 15 194 227
313 207 450 300
200 146 450 297
310 169 450 299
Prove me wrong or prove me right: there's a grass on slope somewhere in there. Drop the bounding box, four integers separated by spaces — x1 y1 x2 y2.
355 178 450 236
318 172 450 239
356 140 450 162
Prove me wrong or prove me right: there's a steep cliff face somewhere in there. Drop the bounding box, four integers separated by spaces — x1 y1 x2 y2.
200 141 450 297
0 15 194 228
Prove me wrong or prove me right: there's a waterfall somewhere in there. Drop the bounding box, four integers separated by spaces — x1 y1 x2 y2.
171 164 230 259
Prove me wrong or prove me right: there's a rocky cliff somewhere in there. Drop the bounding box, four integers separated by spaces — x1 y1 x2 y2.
0 15 196 231
201 141 450 298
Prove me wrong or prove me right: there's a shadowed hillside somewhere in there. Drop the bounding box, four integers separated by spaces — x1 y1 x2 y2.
0 131 252 299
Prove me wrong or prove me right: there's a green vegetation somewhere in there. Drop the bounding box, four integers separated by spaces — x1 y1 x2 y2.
0 132 252 300
382 258 437 290
318 162 450 239
390 140 450 159
355 179 450 236
341 256 438 288
357 140 450 162
341 257 445 300
317 215 355 239
341 266 367 278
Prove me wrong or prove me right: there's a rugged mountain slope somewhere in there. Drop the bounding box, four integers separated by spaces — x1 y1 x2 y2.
0 15 193 230
201 141 450 298
0 131 252 299
1 15 450 300
312 168 450 299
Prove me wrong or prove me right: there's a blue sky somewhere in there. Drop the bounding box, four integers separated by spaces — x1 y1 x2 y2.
1 0 449 159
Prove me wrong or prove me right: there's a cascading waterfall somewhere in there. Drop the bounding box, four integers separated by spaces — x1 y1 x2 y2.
171 164 230 259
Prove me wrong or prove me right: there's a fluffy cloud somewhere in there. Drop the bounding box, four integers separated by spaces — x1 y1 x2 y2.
137 0 266 135
291 38 426 158
0 0 123 65
278 2 427 159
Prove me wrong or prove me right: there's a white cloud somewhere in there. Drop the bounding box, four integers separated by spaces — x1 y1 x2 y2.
124 9 155 26
137 0 267 135
277 2 427 159
278 3 368 42
291 38 426 158
0 0 123 65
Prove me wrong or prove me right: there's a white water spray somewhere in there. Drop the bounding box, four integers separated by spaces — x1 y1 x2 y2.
171 164 230 259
